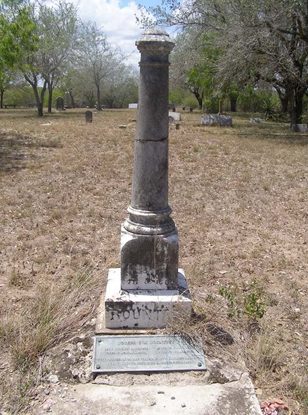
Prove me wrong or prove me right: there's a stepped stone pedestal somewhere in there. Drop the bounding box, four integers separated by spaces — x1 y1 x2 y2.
103 28 192 330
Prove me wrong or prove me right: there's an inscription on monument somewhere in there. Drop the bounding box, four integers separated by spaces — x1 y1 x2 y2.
93 335 206 372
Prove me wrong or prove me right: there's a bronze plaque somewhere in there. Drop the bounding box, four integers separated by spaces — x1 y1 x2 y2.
93 335 206 373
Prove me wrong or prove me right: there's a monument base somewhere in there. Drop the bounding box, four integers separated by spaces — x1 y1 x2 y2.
104 268 192 329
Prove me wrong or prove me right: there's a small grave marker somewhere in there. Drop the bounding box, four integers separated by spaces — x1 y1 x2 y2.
56 96 64 111
85 110 93 123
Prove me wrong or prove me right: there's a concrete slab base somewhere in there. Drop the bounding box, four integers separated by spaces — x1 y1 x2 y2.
35 372 262 415
104 268 192 329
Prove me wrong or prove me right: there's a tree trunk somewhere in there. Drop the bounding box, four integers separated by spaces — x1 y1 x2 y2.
69 90 75 108
96 84 102 111
230 95 237 112
290 88 304 128
0 89 4 109
190 87 203 110
280 95 289 113
40 81 47 116
194 92 202 110
31 82 47 117
31 84 43 116
47 83 53 113
24 74 47 117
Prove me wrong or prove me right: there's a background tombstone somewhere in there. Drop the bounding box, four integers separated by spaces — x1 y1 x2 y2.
56 96 64 111
292 123 308 132
85 110 93 123
169 111 181 123
102 28 192 330
201 114 232 127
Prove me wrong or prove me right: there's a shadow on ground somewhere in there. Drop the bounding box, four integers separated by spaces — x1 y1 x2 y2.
0 130 61 172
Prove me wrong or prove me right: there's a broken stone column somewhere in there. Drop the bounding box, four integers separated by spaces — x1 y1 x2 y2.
104 28 192 329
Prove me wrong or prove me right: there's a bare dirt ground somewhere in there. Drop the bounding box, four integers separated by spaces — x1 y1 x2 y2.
0 109 307 414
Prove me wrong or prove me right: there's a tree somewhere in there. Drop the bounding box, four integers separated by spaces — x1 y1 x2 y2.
102 63 138 108
38 1 78 113
145 0 308 126
1 1 78 116
0 2 39 112
171 29 226 110
0 70 9 108
0 2 37 69
76 22 116 110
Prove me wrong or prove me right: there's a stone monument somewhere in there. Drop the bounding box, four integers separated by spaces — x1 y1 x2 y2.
85 110 93 123
56 96 64 111
103 28 192 330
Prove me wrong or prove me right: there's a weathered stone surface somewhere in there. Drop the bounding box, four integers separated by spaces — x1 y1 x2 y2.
85 110 92 123
130 140 169 212
36 371 262 415
101 28 191 330
121 227 178 290
120 28 179 294
201 114 232 127
104 268 192 329
56 96 64 111
168 112 181 122
292 123 308 132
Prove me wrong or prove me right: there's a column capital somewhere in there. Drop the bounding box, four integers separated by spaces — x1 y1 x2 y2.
136 27 175 55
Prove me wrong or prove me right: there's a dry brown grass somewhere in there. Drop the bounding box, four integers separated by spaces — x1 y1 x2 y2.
0 108 307 413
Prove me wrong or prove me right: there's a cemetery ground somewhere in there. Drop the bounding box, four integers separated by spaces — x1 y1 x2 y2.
0 108 307 414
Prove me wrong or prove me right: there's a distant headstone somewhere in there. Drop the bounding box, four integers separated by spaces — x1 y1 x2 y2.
292 123 308 132
201 114 232 127
56 96 64 111
128 103 138 109
85 110 93 123
169 111 181 122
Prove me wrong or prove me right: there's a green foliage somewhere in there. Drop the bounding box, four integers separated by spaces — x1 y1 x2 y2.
238 86 280 113
219 280 266 320
219 285 241 318
4 84 35 106
243 280 266 319
182 94 199 108
0 6 38 70
185 33 221 108
169 88 186 105
203 96 219 113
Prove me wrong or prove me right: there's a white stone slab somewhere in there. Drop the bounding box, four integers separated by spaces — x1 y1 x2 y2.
39 373 263 415
168 111 181 122
105 268 192 329
129 103 138 109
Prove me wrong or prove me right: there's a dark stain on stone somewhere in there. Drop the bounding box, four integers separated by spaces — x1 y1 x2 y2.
121 233 178 289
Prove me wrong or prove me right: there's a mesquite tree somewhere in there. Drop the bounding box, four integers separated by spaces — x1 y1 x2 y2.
145 0 308 126
75 22 116 111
